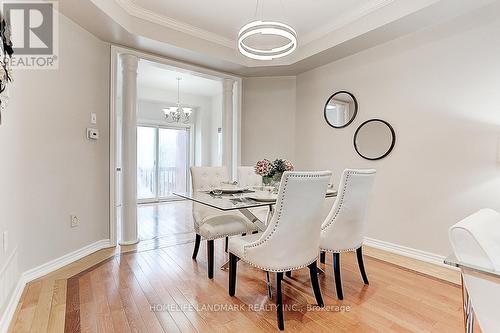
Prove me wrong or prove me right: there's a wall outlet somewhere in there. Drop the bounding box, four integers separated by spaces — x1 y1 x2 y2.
70 215 80 228
2 231 8 253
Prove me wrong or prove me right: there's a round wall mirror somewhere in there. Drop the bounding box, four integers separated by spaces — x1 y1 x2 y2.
354 119 396 160
324 91 358 128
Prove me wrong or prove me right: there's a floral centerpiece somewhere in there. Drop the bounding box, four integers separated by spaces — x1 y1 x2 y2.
255 158 294 185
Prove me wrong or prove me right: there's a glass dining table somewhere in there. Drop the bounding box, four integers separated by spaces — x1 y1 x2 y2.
444 255 500 333
174 187 337 298
174 187 338 233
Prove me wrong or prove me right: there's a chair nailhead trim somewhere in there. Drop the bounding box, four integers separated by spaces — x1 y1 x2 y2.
321 170 370 232
321 245 362 253
234 255 319 273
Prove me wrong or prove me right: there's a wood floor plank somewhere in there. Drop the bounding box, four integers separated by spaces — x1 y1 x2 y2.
46 279 67 333
123 252 182 333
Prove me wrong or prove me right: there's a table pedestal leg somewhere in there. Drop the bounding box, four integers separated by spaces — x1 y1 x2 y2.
461 274 475 333
266 271 272 299
220 205 274 271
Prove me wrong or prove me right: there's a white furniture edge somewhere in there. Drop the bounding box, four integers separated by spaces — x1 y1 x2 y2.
0 239 113 333
364 237 453 269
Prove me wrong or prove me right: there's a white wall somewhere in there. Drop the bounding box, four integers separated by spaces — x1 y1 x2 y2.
241 77 296 166
136 86 222 166
0 14 110 313
242 6 500 256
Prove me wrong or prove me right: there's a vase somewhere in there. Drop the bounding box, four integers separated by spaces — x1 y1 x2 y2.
262 176 273 186
273 172 283 182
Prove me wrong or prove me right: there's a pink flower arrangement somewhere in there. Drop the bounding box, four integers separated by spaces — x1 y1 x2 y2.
282 159 294 172
255 159 273 177
255 158 294 177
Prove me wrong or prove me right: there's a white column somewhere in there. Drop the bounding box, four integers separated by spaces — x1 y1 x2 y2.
222 78 235 177
120 54 139 245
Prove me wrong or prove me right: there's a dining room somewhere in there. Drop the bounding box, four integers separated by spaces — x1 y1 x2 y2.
2 1 500 332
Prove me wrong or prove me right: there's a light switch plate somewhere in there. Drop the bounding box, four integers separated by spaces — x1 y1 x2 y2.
90 113 97 124
70 215 80 228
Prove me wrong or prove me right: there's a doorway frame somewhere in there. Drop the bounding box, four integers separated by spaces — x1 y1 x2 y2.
109 45 242 246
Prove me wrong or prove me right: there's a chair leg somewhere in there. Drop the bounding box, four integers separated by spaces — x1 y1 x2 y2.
225 237 228 253
285 271 292 278
320 251 326 264
333 253 343 300
229 253 238 296
207 240 214 279
308 261 324 307
192 234 201 260
275 272 285 331
356 247 369 285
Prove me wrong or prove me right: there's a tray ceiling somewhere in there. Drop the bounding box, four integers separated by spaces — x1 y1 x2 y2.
59 0 498 76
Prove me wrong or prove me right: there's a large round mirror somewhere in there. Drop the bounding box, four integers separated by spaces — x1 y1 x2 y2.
354 119 396 160
324 91 358 128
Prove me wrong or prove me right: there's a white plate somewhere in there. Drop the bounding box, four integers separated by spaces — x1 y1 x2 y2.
246 193 277 202
215 186 247 194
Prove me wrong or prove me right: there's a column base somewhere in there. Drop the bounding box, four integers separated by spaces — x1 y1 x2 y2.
119 238 140 246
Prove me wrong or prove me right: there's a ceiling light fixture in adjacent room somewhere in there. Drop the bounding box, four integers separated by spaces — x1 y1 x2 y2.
162 77 192 123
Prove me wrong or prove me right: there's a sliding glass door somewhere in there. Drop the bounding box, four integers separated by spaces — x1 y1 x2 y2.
137 125 190 202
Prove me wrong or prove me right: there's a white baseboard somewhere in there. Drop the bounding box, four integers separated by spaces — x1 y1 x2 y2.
0 239 113 333
364 237 449 268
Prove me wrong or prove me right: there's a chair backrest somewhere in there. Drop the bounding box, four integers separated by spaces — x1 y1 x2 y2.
243 171 331 271
237 166 261 187
449 209 500 333
320 169 376 251
190 166 229 224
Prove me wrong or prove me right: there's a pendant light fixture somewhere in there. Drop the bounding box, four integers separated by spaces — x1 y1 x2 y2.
238 0 297 60
162 77 192 123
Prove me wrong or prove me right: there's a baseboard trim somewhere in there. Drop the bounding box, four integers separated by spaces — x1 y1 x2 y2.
0 239 113 333
364 237 449 268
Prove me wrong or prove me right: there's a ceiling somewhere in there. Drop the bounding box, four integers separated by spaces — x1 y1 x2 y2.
59 0 498 76
137 60 222 97
129 0 373 44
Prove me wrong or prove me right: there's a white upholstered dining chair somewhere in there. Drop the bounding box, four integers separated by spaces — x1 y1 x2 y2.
449 209 500 333
237 166 262 187
228 170 331 331
190 166 258 279
319 169 376 300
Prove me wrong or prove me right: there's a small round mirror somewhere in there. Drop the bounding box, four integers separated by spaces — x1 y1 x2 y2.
354 119 396 160
324 91 358 128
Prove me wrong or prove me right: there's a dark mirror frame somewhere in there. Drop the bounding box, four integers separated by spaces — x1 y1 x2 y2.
353 119 396 161
323 90 358 129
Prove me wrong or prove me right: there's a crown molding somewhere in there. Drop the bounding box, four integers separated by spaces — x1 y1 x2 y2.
115 0 236 49
300 0 396 46
114 0 400 53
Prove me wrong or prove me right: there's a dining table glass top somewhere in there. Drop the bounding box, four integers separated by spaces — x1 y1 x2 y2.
444 254 500 278
174 187 338 211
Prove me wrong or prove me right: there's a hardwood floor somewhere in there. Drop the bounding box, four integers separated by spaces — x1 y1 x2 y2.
9 239 471 332
8 201 474 332
138 201 194 241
